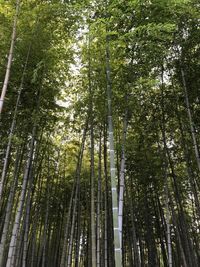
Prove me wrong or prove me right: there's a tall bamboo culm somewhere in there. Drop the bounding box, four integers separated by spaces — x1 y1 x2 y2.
105 27 122 267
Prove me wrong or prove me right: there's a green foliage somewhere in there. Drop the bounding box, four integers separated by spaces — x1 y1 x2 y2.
0 0 200 266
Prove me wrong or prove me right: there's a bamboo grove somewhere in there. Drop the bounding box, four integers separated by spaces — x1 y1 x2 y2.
0 0 200 266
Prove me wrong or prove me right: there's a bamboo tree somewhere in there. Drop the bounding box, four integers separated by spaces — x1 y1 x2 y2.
74 188 81 267
160 67 172 267
126 176 141 267
103 127 108 267
67 119 88 267
88 23 97 267
0 141 25 267
96 132 102 267
104 191 108 267
180 66 200 172
169 72 200 218
60 179 76 267
22 178 32 267
105 25 122 266
21 137 45 267
0 45 31 201
5 88 41 267
5 124 36 267
118 107 128 249
0 0 20 114
41 152 51 267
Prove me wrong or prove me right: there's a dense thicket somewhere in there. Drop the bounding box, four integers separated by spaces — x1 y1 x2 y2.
0 0 200 266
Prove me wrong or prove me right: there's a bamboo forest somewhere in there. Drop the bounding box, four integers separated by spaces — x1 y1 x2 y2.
0 0 200 266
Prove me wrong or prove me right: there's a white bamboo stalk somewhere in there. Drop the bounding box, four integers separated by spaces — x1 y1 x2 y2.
105 32 122 266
